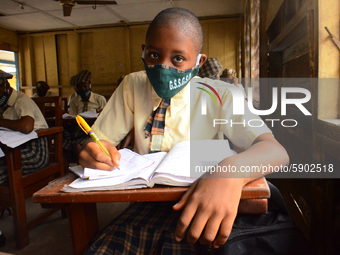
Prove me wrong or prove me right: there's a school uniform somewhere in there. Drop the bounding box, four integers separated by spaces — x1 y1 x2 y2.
63 92 107 152
86 71 272 254
68 92 106 116
0 90 49 184
32 90 58 98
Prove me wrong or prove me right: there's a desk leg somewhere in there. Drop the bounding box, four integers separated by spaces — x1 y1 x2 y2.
67 203 98 255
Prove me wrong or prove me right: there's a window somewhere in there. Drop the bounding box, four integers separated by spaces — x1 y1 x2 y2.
0 50 19 90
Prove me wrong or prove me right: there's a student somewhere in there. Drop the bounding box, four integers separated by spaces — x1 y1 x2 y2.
68 70 106 116
198 57 223 79
221 68 246 97
0 70 49 184
79 8 289 253
32 81 57 98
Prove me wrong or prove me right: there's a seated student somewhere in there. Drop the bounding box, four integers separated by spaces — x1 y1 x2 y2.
68 70 106 116
32 81 57 98
79 8 289 254
0 70 49 184
198 57 223 79
221 68 246 97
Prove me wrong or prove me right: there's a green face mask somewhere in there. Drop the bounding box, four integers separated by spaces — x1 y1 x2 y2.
143 54 201 100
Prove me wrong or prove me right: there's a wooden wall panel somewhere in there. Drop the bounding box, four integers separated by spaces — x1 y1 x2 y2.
129 25 148 73
18 17 242 98
32 36 46 83
104 28 127 82
67 32 80 80
207 21 226 65
201 23 209 57
79 33 94 74
201 19 241 74
56 34 71 98
43 35 59 94
0 27 18 52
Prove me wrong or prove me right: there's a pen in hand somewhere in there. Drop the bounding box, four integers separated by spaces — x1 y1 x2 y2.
76 115 120 170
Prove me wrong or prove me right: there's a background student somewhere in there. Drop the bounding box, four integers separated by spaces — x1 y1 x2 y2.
68 70 106 116
0 70 49 185
79 8 289 254
32 81 57 98
198 57 223 79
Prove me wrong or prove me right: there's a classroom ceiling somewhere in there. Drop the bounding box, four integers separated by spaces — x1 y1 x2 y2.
0 0 244 32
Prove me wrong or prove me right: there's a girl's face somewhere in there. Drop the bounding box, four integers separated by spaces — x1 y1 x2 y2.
143 26 206 70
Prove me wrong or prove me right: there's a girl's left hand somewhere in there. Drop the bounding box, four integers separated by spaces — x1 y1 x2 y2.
173 173 245 249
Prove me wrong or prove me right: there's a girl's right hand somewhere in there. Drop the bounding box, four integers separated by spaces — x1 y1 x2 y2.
78 139 121 170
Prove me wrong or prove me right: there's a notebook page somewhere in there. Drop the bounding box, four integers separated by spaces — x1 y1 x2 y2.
83 149 155 179
154 141 191 177
0 129 38 148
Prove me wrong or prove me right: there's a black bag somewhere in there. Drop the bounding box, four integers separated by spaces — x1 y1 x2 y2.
195 182 317 255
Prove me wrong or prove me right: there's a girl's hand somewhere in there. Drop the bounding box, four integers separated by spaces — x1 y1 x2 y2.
173 173 245 249
78 139 121 170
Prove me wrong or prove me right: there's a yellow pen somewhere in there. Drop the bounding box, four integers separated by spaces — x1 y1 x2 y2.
76 115 120 170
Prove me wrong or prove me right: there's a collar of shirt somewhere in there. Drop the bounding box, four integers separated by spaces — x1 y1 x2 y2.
150 78 191 117
75 92 95 103
7 89 18 107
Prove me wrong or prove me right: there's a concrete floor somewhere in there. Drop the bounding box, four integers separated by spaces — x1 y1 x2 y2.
0 198 129 255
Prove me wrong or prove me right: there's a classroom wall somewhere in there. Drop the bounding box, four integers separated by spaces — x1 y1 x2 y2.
17 17 241 98
0 27 18 52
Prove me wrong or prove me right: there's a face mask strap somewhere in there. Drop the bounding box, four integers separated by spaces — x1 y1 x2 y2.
196 54 202 66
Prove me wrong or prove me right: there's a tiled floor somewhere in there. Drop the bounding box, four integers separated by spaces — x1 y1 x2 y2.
0 198 129 255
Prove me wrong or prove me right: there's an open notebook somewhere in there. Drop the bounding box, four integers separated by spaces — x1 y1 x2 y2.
63 140 236 192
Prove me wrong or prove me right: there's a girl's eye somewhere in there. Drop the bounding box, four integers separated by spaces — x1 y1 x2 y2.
149 53 159 59
174 56 184 63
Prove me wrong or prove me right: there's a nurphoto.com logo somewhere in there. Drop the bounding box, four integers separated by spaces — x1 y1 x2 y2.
196 82 312 128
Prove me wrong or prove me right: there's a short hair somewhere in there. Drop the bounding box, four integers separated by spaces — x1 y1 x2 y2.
146 8 203 54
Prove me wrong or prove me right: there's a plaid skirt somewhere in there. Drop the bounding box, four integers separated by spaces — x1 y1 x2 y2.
0 137 49 184
86 202 198 255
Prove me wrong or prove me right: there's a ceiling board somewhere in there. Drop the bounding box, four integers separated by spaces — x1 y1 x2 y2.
0 13 74 31
48 6 121 27
0 0 244 32
107 2 173 22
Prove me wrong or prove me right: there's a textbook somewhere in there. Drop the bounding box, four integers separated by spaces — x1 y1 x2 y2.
62 140 236 192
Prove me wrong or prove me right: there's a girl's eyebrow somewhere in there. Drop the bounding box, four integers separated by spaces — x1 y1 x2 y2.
147 46 160 51
172 50 187 54
146 46 187 55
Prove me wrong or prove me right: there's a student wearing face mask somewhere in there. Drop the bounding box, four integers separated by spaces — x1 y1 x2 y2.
80 8 288 254
32 81 57 98
0 70 49 184
68 70 106 116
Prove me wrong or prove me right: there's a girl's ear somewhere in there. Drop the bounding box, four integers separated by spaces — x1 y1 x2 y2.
141 44 146 52
198 54 207 68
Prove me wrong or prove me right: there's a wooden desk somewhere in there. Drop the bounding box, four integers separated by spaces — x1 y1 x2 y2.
33 173 270 255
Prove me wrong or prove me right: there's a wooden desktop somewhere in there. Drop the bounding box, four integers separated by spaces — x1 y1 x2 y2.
33 173 270 255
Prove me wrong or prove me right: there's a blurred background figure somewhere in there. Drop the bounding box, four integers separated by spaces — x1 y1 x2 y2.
221 68 246 97
32 81 57 98
68 70 106 116
198 57 223 79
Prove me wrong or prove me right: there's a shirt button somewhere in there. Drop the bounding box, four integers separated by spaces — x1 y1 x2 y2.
166 127 171 132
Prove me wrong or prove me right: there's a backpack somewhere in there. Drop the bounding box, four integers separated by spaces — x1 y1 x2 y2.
195 181 317 255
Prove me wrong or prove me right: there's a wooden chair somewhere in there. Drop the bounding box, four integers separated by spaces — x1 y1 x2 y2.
0 97 65 249
62 97 68 114
32 96 63 127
